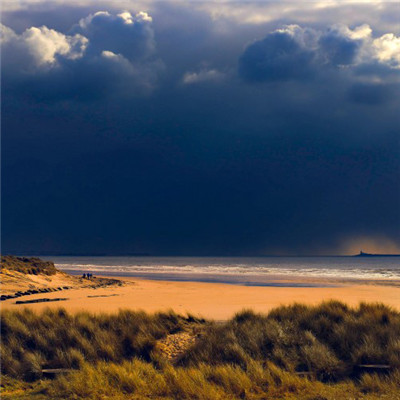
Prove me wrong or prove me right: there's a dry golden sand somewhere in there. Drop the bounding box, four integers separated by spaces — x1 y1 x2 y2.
0 270 79 295
2 275 400 320
157 331 197 362
1 268 121 295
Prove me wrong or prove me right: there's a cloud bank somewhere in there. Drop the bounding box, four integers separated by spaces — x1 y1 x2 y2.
1 10 162 100
239 23 400 83
2 1 399 255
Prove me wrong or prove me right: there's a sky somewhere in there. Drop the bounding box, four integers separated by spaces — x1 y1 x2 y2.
1 0 400 256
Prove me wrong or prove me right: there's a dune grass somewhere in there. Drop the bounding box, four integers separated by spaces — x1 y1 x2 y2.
1 301 400 399
1 256 58 275
45 359 400 400
3 359 400 399
1 308 199 381
179 301 400 380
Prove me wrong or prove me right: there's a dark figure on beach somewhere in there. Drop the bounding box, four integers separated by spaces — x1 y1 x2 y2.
82 273 86 279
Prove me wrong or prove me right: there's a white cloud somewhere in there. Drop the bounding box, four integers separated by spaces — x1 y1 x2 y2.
239 22 400 86
183 69 225 84
320 24 400 69
372 33 400 67
1 10 163 99
0 23 18 41
193 0 397 27
78 11 110 29
276 24 319 49
345 23 372 40
22 26 88 65
134 11 153 23
75 10 155 61
101 50 119 59
1 24 87 68
78 10 152 29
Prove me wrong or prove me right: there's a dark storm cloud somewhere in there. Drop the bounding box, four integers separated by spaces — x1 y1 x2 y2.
72 10 155 61
318 25 363 66
239 23 400 87
2 1 400 255
1 10 162 101
238 27 316 82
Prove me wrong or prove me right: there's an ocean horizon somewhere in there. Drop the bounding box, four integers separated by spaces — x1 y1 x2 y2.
38 255 400 284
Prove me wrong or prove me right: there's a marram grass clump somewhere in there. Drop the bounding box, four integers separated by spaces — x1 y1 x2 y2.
1 301 400 399
179 300 400 380
4 359 400 399
1 255 58 275
1 308 196 381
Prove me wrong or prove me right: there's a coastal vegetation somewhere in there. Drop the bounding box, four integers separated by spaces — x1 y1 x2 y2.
1 302 400 399
1 256 123 302
180 301 400 378
1 309 196 381
1 256 57 276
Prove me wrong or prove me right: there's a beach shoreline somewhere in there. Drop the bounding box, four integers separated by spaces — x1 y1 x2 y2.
2 274 400 320
58 268 400 287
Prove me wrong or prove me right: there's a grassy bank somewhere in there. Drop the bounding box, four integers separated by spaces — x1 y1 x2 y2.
180 301 400 379
1 256 58 276
1 301 400 399
1 308 198 380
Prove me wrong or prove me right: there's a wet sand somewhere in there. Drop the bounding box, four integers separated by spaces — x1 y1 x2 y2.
2 276 400 320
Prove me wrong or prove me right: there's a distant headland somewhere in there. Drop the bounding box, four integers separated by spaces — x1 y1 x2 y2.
355 251 400 257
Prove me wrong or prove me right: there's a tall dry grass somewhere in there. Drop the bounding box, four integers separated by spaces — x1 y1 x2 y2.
46 359 400 399
1 308 196 381
1 255 57 275
1 302 400 399
179 301 400 381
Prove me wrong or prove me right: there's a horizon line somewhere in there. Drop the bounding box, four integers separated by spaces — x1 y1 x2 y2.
4 252 400 258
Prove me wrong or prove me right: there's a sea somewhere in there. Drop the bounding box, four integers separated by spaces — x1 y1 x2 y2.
42 256 400 286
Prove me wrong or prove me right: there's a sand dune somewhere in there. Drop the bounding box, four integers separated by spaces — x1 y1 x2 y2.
0 266 123 303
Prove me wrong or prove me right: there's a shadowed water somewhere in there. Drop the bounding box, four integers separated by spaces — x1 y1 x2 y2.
41 256 400 285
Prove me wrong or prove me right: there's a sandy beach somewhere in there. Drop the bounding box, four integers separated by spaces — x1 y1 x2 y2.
3 259 400 400
3 275 400 320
